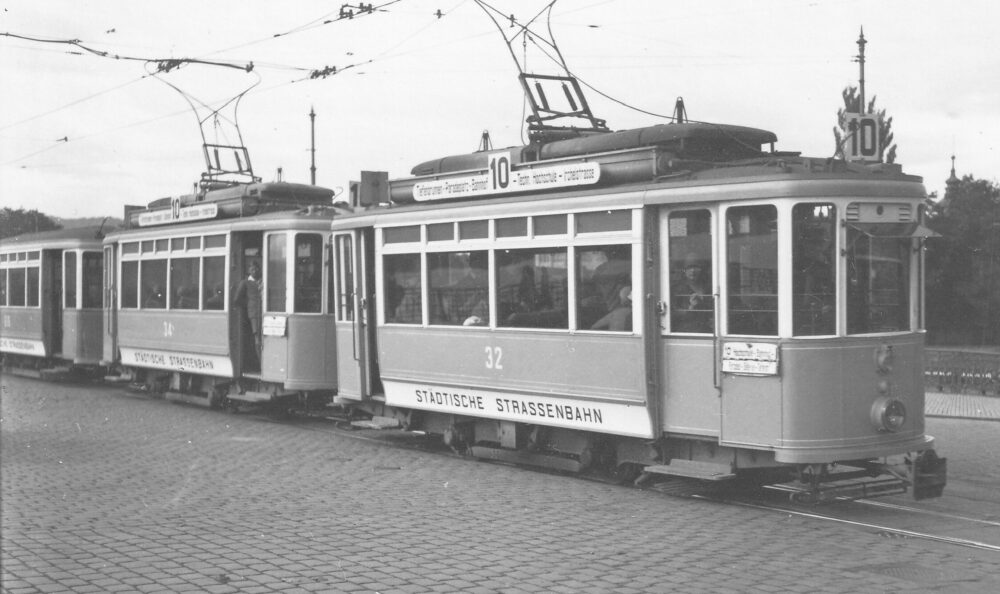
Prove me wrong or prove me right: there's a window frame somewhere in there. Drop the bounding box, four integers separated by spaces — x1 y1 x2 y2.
117 232 229 311
376 208 642 333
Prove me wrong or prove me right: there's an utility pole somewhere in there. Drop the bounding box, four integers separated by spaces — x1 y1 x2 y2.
856 27 867 114
309 106 317 185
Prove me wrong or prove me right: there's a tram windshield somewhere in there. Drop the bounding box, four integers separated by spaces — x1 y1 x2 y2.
792 204 836 336
846 228 911 334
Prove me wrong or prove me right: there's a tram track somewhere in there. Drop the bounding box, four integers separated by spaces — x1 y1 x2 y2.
689 492 1000 552
119 386 1000 555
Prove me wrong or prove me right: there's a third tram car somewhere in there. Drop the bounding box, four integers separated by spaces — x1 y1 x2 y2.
1 226 106 376
328 120 946 500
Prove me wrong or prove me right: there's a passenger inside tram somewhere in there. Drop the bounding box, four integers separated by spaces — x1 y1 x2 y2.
590 285 632 331
577 246 631 330
144 285 166 309
446 252 489 326
671 252 714 333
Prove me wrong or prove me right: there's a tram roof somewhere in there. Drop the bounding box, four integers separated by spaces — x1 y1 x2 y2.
0 225 108 251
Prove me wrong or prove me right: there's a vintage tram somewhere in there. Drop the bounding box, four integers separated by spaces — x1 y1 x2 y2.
1 226 106 376
328 120 946 500
100 181 338 409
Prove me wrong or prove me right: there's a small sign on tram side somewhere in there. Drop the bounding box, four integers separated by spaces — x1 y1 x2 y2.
412 151 601 201
844 112 880 162
722 342 780 376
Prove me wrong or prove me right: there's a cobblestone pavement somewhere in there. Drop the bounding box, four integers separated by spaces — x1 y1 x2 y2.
3 375 1000 594
926 391 1000 421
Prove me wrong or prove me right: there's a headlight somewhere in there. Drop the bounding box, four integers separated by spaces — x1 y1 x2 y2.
871 397 906 432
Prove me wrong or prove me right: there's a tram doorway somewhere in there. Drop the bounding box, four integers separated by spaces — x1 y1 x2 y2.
658 208 721 437
43 251 63 356
332 228 382 399
230 232 263 375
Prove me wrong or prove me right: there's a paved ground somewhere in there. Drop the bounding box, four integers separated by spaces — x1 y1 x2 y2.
926 391 1000 421
2 375 999 594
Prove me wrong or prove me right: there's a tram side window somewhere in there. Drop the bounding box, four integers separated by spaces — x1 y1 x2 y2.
727 205 778 335
847 228 910 334
121 261 138 308
0 269 6 305
170 257 200 309
669 210 714 333
496 247 568 329
334 235 354 321
141 259 167 309
65 252 78 309
266 234 288 313
203 256 226 310
26 266 40 307
429 251 489 326
577 245 631 331
294 234 323 313
82 253 102 308
384 253 422 324
9 268 26 306
793 204 836 335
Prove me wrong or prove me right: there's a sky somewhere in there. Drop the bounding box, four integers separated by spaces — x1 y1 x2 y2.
1 0 997 220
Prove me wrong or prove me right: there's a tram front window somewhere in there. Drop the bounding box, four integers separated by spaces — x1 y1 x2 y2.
847 228 911 334
294 234 323 313
793 204 836 336
727 205 778 336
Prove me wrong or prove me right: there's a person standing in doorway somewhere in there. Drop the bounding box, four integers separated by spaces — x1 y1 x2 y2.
233 262 262 369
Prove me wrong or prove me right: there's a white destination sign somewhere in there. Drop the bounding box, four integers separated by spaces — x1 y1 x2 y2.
412 151 601 201
383 379 653 438
722 341 779 376
137 202 219 227
0 337 46 356
262 315 287 337
120 347 234 377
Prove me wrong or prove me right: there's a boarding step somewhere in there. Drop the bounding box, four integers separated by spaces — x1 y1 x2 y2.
469 446 584 473
104 372 135 383
165 391 212 407
768 477 907 503
351 416 402 430
5 367 42 379
641 460 737 481
38 366 73 380
228 389 295 403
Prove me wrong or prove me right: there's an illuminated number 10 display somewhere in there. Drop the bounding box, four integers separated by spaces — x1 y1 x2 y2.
488 152 511 190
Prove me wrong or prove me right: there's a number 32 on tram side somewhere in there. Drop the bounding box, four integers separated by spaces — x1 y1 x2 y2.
330 121 946 501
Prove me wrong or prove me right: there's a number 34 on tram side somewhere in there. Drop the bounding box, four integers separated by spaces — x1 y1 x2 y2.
330 120 947 501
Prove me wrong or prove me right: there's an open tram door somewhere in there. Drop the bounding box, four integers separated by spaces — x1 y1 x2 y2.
332 227 381 400
228 232 263 377
102 243 118 367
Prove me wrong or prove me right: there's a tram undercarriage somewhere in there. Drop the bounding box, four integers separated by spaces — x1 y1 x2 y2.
344 402 947 502
121 367 332 414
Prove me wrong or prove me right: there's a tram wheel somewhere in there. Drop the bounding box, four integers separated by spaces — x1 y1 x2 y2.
614 462 645 485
